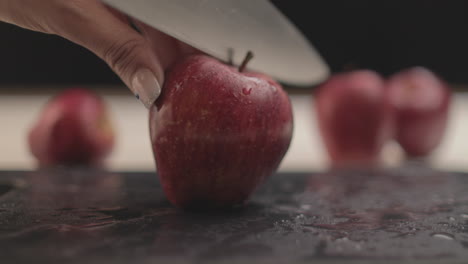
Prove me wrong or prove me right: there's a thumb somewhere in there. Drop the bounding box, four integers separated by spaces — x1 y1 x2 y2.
52 1 164 108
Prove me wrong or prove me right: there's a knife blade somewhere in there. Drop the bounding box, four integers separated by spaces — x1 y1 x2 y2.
102 0 329 86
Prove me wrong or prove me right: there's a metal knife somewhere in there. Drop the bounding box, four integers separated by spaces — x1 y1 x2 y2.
102 0 329 87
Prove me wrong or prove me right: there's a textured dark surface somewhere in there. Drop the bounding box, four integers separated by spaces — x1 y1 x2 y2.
0 166 467 263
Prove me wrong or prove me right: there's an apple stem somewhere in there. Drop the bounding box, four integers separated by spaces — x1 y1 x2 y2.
239 51 254 73
227 48 234 66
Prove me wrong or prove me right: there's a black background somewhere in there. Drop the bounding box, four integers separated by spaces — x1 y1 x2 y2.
0 0 467 87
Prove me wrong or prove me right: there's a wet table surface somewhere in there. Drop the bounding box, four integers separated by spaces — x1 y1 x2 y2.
0 166 467 264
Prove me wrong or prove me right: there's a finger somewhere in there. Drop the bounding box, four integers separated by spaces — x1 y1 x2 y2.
46 0 165 108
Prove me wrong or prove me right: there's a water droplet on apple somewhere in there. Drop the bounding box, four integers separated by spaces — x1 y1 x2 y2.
242 87 252 95
269 84 278 92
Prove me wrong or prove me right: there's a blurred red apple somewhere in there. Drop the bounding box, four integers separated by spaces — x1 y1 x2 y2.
28 88 115 167
149 54 293 209
315 70 392 167
386 67 451 157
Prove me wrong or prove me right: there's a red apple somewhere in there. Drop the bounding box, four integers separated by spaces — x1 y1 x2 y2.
28 88 115 167
315 70 392 167
149 54 293 209
386 67 451 157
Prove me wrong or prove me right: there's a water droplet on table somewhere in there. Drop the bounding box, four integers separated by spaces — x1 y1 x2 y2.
431 232 455 241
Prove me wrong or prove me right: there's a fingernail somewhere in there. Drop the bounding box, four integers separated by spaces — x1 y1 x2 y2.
131 69 161 108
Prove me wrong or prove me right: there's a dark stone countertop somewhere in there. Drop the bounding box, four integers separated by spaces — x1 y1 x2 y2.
0 166 467 264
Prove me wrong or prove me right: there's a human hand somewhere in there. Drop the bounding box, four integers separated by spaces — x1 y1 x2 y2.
0 0 197 108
